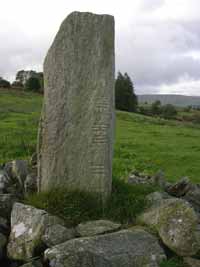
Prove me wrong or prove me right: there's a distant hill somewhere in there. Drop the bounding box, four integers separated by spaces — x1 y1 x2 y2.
138 94 200 107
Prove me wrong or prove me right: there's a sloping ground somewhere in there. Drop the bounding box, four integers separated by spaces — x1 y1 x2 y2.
114 111 200 182
0 88 42 163
138 94 200 107
0 88 200 182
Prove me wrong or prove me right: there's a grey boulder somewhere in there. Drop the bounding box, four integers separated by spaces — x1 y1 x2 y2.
7 202 65 261
42 224 75 247
45 229 166 267
138 198 200 256
76 220 121 237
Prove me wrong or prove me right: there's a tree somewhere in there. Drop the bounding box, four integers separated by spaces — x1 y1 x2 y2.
161 104 177 119
12 81 23 89
115 72 137 112
0 77 10 88
25 77 41 92
151 100 162 116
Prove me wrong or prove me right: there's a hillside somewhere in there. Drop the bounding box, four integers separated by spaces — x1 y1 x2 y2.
1 89 200 182
138 94 200 107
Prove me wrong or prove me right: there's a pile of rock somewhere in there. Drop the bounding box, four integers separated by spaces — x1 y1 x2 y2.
0 159 38 266
4 202 166 267
0 161 199 266
128 171 200 265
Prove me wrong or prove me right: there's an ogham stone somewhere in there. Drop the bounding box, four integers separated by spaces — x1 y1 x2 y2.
38 11 115 200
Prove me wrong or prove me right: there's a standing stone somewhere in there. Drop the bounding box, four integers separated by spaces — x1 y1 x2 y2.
38 11 115 200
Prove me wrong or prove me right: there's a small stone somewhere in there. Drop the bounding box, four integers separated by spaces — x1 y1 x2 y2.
24 174 37 194
128 174 152 185
151 170 166 188
0 170 9 193
4 160 29 196
30 152 37 167
42 224 75 247
166 177 191 197
76 220 121 237
5 160 28 184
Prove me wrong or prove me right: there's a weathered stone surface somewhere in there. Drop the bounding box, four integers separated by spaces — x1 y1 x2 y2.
5 160 28 184
45 229 166 267
24 174 37 195
145 191 172 208
138 198 200 256
184 257 200 267
128 173 152 185
166 177 191 197
38 11 115 200
4 160 29 196
183 184 200 213
7 202 65 261
42 224 75 247
30 152 37 167
151 170 167 188
0 170 9 193
76 220 121 237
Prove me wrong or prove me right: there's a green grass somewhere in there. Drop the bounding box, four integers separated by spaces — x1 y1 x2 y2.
25 178 157 226
0 89 42 163
1 88 200 184
114 111 200 183
160 257 184 267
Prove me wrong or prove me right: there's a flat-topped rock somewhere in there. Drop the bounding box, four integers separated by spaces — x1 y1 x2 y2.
38 11 115 200
76 220 121 237
45 229 166 267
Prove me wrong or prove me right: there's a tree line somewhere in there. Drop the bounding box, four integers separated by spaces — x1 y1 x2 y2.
0 70 43 92
0 69 179 121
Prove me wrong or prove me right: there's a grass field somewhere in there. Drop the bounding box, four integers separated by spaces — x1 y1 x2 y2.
1 88 200 183
0 89 42 163
114 111 200 182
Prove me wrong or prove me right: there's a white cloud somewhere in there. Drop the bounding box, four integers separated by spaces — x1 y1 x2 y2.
0 0 200 95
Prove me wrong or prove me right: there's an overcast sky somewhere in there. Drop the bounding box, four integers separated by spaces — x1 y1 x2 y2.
1 0 200 95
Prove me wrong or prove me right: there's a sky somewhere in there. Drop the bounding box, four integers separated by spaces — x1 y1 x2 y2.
0 0 200 95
